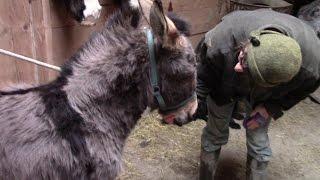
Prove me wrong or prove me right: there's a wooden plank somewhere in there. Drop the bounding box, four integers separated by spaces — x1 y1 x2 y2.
178 8 218 35
0 27 19 87
163 0 217 12
0 0 30 27
31 0 52 83
13 0 39 84
30 0 45 28
163 0 228 35
11 27 37 84
189 33 205 48
0 0 38 86
0 0 19 87
31 26 49 83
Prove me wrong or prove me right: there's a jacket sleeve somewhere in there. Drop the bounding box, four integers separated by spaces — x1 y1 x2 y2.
196 63 214 101
264 71 320 120
195 38 223 102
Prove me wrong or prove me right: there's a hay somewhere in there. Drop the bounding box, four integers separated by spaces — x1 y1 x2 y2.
119 112 205 179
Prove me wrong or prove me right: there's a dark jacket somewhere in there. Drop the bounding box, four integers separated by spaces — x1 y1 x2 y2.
196 9 320 119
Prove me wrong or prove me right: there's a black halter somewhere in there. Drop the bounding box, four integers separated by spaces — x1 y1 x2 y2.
144 28 196 113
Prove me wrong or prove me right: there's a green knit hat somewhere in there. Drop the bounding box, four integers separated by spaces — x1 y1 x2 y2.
246 30 302 87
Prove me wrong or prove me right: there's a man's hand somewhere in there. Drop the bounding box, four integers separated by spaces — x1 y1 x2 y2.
244 104 270 130
192 99 208 121
251 104 270 119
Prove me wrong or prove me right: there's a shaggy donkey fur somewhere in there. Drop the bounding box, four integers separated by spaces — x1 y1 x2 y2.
0 1 196 179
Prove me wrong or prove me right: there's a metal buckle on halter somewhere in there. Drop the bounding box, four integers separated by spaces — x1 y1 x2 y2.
153 85 160 93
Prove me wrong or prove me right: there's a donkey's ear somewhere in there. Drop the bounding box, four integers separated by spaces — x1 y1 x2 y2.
149 0 179 48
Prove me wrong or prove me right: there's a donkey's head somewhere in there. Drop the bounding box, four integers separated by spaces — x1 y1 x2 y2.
147 0 197 126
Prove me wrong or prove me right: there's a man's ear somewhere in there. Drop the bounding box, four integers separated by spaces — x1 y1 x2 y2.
149 0 179 48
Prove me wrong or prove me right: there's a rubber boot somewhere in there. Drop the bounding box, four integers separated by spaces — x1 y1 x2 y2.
246 155 268 180
199 148 221 180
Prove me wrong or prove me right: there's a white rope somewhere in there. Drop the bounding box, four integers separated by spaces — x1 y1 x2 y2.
0 48 61 72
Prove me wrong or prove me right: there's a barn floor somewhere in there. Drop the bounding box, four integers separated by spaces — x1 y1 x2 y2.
119 90 320 180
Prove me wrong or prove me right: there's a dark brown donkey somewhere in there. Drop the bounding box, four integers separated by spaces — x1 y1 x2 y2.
63 0 102 25
0 0 197 179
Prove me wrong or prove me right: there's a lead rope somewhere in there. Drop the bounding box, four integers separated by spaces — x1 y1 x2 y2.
0 48 61 72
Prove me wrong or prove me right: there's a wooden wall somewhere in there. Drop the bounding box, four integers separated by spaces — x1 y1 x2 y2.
0 0 228 87
164 0 229 47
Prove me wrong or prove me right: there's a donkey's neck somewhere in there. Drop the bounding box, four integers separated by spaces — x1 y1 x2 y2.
61 28 153 141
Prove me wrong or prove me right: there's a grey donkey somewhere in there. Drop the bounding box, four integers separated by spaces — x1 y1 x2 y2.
0 1 197 179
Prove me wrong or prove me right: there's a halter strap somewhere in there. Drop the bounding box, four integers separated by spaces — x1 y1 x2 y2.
145 28 167 110
144 28 196 113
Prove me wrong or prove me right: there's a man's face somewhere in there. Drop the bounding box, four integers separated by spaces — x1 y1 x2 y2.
234 48 255 91
234 49 249 73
